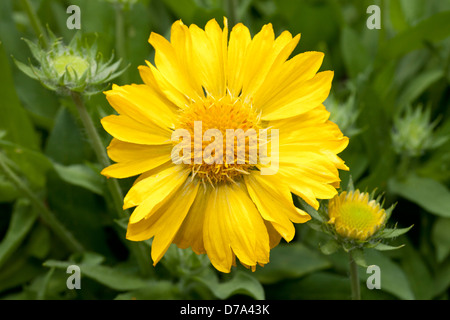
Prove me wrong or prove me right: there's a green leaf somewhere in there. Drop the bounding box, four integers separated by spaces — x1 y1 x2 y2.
361 249 414 300
252 243 331 284
372 242 405 251
388 174 450 217
341 27 371 78
351 249 367 267
319 239 340 255
432 217 450 262
397 68 443 107
380 10 450 60
44 107 92 165
0 42 38 150
53 163 104 195
114 281 181 300
0 199 38 269
43 259 150 291
196 270 265 300
379 225 414 239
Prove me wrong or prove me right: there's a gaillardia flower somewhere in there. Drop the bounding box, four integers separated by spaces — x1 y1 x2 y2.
328 190 386 241
101 18 349 272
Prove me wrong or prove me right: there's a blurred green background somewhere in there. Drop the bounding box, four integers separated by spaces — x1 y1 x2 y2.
0 0 449 300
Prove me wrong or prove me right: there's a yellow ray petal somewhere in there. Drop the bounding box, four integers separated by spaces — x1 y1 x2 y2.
261 71 334 121
101 141 173 179
150 180 200 265
227 23 251 96
245 173 310 242
101 115 171 145
104 84 177 130
149 31 202 101
173 182 210 254
189 18 228 97
255 51 324 111
125 165 190 222
204 182 270 272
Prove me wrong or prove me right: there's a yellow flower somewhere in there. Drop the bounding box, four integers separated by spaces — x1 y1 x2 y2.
328 190 386 241
101 18 349 273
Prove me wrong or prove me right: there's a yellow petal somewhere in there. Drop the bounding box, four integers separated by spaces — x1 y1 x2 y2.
101 114 171 145
125 179 198 250
149 31 202 102
227 23 251 96
101 140 173 178
189 18 228 97
261 71 334 121
104 84 177 130
150 180 200 265
245 173 310 242
203 182 270 272
173 182 210 254
241 24 296 99
125 165 190 222
255 51 324 111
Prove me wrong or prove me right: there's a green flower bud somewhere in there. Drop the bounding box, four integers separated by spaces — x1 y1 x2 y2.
391 105 446 157
13 29 127 96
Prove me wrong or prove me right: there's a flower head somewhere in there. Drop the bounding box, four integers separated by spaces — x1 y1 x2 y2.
328 190 386 241
14 30 126 95
101 18 349 272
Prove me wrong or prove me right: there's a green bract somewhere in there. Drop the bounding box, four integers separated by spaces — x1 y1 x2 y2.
391 105 447 157
13 30 127 96
302 178 412 266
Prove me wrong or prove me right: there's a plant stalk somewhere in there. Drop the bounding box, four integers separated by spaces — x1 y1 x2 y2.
70 91 126 219
0 154 84 253
349 251 361 300
70 91 152 277
20 0 49 49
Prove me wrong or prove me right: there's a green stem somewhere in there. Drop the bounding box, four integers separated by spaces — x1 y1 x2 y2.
0 154 84 253
70 91 125 219
20 0 49 49
349 251 361 300
115 5 129 84
70 91 152 277
226 0 238 27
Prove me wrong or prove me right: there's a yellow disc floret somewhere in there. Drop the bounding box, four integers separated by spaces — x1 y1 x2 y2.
328 190 386 241
176 95 262 185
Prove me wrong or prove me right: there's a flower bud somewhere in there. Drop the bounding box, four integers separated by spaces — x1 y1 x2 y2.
14 29 127 96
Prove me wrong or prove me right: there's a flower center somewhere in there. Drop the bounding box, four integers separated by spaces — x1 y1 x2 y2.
176 95 262 185
53 54 89 78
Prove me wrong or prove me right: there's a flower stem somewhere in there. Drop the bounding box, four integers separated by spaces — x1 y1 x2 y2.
70 91 152 277
70 91 126 219
115 5 129 84
349 251 361 300
0 153 84 253
20 0 49 49
226 0 238 27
